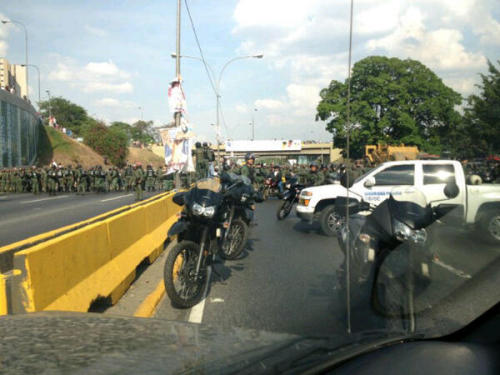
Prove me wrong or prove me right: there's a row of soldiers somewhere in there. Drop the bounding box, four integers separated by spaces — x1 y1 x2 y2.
226 153 370 192
0 163 176 196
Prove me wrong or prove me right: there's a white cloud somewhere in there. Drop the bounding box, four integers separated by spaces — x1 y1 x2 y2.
235 104 248 113
0 13 10 55
48 56 134 94
95 97 136 107
254 98 286 110
366 7 486 71
84 25 108 37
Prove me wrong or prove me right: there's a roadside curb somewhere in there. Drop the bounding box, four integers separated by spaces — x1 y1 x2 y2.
133 280 165 318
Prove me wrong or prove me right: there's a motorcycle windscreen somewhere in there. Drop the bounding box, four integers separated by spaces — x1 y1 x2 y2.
187 179 224 207
388 187 433 230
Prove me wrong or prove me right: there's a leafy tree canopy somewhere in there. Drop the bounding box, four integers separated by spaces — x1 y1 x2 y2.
460 60 500 158
82 120 129 167
316 56 462 158
39 97 88 136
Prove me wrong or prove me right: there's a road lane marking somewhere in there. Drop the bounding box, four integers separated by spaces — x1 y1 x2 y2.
188 266 212 324
134 280 166 318
210 298 224 303
20 195 69 204
433 258 471 279
100 194 133 202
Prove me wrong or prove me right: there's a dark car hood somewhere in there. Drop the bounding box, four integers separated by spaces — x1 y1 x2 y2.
0 311 309 374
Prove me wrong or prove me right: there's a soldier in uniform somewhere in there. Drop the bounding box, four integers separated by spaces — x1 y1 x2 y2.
109 167 119 192
193 142 205 180
47 165 58 195
40 167 48 193
30 166 41 195
75 164 87 195
145 165 156 192
64 165 74 192
240 153 256 184
307 161 325 186
124 164 133 192
133 162 144 201
155 166 163 191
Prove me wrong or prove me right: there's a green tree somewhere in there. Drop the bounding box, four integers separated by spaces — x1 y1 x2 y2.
110 121 132 143
461 60 500 158
39 97 88 136
83 120 129 167
316 56 462 158
131 120 155 145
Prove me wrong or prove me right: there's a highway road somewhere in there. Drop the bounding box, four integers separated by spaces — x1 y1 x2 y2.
155 199 499 337
0 192 160 246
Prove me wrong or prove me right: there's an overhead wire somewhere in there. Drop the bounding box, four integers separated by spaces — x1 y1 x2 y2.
184 0 218 97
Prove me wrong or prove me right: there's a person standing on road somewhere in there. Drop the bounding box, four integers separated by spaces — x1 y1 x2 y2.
75 165 87 195
47 165 58 196
109 167 119 192
133 162 145 201
145 165 156 192
193 142 204 180
40 167 48 193
30 166 40 195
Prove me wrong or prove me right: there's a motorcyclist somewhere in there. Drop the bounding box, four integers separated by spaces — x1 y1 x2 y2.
307 161 325 186
240 153 256 184
271 165 284 195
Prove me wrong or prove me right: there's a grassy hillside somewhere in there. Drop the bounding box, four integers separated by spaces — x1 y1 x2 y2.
127 146 165 168
37 126 106 168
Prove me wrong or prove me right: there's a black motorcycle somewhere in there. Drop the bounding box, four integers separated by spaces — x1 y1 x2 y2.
163 173 261 308
276 177 305 220
335 182 459 332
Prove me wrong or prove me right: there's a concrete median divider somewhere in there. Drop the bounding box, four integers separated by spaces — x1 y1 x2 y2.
4 192 181 314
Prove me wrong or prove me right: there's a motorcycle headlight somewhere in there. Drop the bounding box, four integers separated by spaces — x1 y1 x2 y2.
203 206 215 218
241 195 247 203
393 220 413 241
285 183 291 189
192 203 204 216
192 203 215 218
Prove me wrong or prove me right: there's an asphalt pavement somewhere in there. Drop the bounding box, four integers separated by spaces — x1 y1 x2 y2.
154 199 499 338
0 191 159 246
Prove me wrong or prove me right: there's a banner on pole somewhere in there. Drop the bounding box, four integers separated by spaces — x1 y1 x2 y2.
160 127 195 174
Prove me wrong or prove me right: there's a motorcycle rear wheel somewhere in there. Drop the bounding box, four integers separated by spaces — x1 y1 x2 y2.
277 199 293 220
219 219 248 260
164 240 207 308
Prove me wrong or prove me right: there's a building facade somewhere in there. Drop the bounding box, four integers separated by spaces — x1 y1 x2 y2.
0 58 28 98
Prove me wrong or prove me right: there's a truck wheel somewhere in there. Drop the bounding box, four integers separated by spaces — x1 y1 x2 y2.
480 209 500 244
320 205 340 237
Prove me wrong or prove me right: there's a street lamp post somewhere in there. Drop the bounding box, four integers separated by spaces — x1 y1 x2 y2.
2 20 28 100
250 108 257 141
171 53 263 165
46 90 52 125
21 64 40 106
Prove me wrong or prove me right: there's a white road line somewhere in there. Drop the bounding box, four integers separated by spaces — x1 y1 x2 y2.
100 194 133 202
433 258 472 279
20 195 69 204
188 266 212 324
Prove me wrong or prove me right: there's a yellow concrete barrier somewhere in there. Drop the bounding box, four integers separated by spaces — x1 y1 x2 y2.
9 191 181 314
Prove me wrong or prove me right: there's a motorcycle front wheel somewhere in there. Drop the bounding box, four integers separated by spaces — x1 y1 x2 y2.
219 218 248 260
164 240 207 308
277 199 294 220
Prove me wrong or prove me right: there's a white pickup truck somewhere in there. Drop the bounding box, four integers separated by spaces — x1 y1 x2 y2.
296 160 500 243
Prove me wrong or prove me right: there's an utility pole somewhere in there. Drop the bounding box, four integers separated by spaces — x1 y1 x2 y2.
174 0 182 189
250 108 257 141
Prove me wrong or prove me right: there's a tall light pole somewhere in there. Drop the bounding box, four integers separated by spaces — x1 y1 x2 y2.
21 64 40 107
250 108 257 141
46 90 52 125
2 20 28 100
171 53 263 163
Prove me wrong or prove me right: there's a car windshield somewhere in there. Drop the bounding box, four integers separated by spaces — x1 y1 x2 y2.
0 1 499 374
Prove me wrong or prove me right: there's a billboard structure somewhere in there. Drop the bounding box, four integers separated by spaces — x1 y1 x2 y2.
225 140 301 152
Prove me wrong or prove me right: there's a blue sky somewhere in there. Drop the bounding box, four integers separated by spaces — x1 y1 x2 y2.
1 0 499 143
